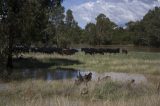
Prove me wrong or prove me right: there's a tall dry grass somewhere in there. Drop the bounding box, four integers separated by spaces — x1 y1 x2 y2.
0 79 159 106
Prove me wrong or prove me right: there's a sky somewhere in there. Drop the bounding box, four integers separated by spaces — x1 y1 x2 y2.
62 0 160 28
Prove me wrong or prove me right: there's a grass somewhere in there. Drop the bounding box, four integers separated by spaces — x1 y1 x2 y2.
15 52 160 75
0 79 159 106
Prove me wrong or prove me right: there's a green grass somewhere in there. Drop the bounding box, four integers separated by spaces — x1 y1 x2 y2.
15 52 160 75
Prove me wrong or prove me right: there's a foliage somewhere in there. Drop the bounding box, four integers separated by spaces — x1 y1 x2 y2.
0 0 64 68
55 9 82 48
47 5 65 47
112 27 132 44
83 13 117 45
96 13 116 45
83 23 97 45
127 7 160 47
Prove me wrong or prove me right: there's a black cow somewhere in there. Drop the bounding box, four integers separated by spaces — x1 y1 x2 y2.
12 45 29 54
61 48 78 55
81 48 95 55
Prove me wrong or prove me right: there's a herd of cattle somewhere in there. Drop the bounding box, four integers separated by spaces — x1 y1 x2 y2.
12 46 128 55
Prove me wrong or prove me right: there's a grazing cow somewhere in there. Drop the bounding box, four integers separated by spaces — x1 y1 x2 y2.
81 48 95 55
30 47 63 54
55 48 63 54
107 48 120 54
12 45 29 54
122 49 128 54
62 49 78 55
95 48 104 55
81 48 105 55
111 48 120 54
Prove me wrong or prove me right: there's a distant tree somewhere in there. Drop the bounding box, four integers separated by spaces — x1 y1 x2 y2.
66 9 74 27
127 21 148 46
127 7 160 47
56 9 82 48
96 13 116 45
112 27 131 44
143 7 160 47
83 23 97 45
57 23 70 48
47 5 65 47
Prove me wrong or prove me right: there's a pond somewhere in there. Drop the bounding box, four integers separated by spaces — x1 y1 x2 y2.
1 68 147 84
9 68 78 81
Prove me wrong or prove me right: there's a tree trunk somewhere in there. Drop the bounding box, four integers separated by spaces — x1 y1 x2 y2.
6 43 13 69
6 28 13 69
6 51 13 69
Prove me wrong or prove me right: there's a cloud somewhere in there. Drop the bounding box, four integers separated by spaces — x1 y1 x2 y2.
69 0 160 28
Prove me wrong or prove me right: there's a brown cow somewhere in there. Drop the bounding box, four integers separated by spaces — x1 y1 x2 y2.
122 49 128 54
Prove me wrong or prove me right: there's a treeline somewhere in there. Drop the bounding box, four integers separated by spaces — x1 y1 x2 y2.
1 2 160 49
82 7 160 47
126 7 160 47
42 6 160 48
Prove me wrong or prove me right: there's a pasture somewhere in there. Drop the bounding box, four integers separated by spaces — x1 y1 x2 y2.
17 51 160 75
0 51 160 106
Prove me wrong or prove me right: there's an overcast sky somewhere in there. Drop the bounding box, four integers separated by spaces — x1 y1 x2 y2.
62 0 160 28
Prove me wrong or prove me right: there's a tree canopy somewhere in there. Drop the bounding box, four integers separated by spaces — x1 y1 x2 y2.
127 7 160 47
0 0 64 68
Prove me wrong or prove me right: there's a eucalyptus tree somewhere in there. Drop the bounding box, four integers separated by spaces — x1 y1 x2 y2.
63 9 82 47
84 23 97 45
66 9 76 27
96 13 116 45
127 7 160 47
142 7 160 47
48 5 65 47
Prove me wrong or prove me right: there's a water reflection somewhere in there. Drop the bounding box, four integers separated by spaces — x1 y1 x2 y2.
4 68 147 84
17 68 78 80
